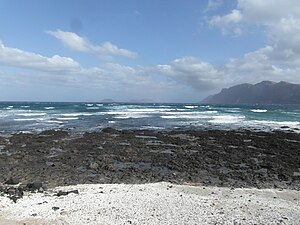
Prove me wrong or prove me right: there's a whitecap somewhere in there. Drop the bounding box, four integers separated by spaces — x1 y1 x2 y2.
86 104 94 107
14 118 45 121
56 117 79 121
45 107 55 110
209 115 245 124
114 114 149 119
114 116 130 119
86 107 100 110
251 120 299 127
60 113 93 117
46 120 64 124
127 108 174 113
201 110 218 114
141 126 164 129
161 114 211 119
226 110 241 113
251 109 267 113
17 113 46 117
20 106 30 108
184 106 198 109
160 116 178 119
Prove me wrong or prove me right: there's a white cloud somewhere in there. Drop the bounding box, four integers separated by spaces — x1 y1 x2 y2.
47 30 138 59
208 9 243 35
157 56 230 91
156 47 300 91
209 9 243 26
0 41 82 73
237 0 300 24
208 0 300 36
206 0 223 11
99 42 137 59
204 0 300 86
47 30 90 52
225 45 300 84
0 40 184 101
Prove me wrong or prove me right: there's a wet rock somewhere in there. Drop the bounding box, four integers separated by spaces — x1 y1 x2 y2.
0 129 299 189
26 182 44 192
56 190 79 196
89 162 99 170
0 186 24 203
102 127 120 134
5 177 19 185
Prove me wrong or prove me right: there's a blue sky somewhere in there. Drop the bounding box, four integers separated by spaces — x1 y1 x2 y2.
0 0 299 102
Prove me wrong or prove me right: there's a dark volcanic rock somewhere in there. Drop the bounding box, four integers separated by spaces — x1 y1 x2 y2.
0 185 24 203
0 129 299 190
56 190 79 196
5 177 19 185
25 182 44 192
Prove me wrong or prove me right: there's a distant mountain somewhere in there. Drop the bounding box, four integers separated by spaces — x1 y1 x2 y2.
202 81 300 104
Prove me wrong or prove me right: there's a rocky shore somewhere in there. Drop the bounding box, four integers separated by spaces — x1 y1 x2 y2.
0 128 299 194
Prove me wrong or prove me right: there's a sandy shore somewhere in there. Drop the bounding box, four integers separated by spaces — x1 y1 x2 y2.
0 182 299 225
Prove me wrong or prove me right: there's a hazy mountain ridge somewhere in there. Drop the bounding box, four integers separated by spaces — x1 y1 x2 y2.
202 81 300 104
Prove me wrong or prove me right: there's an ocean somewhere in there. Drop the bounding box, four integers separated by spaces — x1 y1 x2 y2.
0 102 299 133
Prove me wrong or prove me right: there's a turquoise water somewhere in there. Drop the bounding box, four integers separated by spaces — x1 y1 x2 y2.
0 102 299 132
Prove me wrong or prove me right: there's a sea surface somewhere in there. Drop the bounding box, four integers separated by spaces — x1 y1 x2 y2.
0 102 299 133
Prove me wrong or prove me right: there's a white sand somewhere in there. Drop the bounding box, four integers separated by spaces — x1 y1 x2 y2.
0 182 299 225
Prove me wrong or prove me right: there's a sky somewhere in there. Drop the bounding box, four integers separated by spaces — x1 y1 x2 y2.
0 0 300 102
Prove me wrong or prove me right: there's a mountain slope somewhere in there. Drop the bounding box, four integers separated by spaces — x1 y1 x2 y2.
202 81 300 104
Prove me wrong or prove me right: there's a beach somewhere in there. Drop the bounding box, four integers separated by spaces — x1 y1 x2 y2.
1 182 299 225
0 128 299 224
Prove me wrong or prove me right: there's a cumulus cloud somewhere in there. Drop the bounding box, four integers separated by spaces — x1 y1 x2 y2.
206 0 223 11
47 30 138 59
209 9 243 35
209 9 243 25
208 0 300 36
157 56 230 91
225 46 300 84
0 41 82 73
156 49 300 91
237 0 300 24
204 0 300 86
0 40 182 101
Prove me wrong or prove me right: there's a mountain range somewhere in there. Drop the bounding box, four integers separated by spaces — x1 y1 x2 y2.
202 81 300 104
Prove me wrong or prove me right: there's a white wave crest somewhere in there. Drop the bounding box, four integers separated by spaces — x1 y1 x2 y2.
60 113 93 117
209 115 245 124
86 107 100 110
160 116 178 119
184 106 198 109
14 118 45 121
56 117 79 121
17 113 46 117
251 109 267 113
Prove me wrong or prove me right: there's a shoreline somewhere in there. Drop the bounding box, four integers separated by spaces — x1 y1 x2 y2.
0 128 299 190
